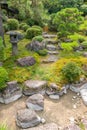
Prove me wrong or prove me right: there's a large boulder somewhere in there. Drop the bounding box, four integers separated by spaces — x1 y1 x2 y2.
80 89 87 105
23 123 58 130
16 109 41 129
26 94 44 111
26 40 46 52
17 56 36 67
23 80 47 96
0 81 22 104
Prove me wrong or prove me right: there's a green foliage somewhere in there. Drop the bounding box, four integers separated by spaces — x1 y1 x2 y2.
0 123 8 130
37 49 48 56
0 67 9 90
58 0 84 9
33 35 44 42
61 42 79 52
68 33 85 41
3 24 9 32
32 25 43 32
19 23 30 31
61 62 83 83
26 27 42 39
7 19 19 30
0 37 4 62
81 41 87 48
80 4 87 16
53 8 83 38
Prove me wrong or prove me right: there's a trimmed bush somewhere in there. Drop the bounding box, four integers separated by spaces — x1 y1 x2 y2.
32 25 43 31
22 24 30 31
37 49 48 56
19 23 27 29
7 18 19 30
33 35 44 42
0 37 4 62
0 67 9 90
61 62 83 83
81 41 87 49
3 24 9 32
26 27 42 39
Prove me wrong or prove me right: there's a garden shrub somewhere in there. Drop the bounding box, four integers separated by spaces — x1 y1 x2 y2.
19 23 27 29
0 67 9 90
81 41 87 49
61 62 83 83
33 35 44 42
0 37 4 62
7 18 19 30
3 24 9 32
26 27 42 39
78 37 85 43
22 24 30 31
61 41 79 52
37 49 48 56
32 25 43 32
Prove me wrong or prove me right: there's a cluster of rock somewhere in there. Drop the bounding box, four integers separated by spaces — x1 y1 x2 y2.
0 81 22 104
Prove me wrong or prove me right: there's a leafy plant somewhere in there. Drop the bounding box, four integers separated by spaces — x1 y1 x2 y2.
33 35 44 42
61 62 83 83
0 37 4 62
26 27 42 39
7 18 19 30
37 49 48 56
0 67 9 90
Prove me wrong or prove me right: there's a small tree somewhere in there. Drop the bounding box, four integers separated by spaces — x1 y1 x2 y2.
61 62 83 83
53 8 83 39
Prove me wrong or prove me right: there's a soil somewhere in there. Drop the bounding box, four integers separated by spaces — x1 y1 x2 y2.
0 90 87 130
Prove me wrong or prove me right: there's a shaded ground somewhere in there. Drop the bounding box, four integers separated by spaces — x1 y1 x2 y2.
0 90 87 130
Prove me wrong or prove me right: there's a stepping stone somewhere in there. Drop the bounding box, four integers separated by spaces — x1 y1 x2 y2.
23 80 47 96
80 89 87 105
0 81 22 104
49 95 60 100
17 56 36 67
23 123 58 130
47 51 59 55
26 94 44 111
16 109 41 129
44 39 58 44
43 34 57 38
46 45 57 51
42 55 58 63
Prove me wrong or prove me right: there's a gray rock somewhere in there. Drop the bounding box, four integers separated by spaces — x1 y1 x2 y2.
26 94 44 111
70 82 87 93
83 52 87 57
16 109 41 129
17 56 36 67
43 34 57 38
46 45 57 51
26 40 46 52
42 55 58 63
63 124 81 130
0 81 22 104
80 89 87 105
23 80 47 96
58 87 67 96
45 39 58 44
47 51 59 55
23 123 58 130
49 95 60 100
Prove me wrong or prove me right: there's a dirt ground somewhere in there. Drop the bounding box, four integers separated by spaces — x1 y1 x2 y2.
0 90 87 130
